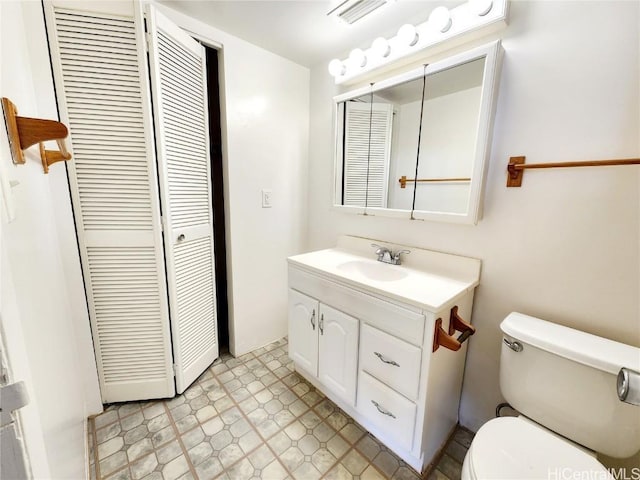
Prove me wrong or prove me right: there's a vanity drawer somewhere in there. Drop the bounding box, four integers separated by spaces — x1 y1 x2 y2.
357 371 416 452
360 324 422 400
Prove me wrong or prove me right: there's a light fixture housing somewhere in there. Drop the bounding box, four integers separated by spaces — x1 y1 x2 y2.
327 0 508 85
397 24 419 46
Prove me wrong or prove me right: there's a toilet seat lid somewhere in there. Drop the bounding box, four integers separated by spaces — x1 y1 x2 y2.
468 417 612 480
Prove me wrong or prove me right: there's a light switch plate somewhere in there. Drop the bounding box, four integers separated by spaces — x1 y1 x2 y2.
261 189 272 208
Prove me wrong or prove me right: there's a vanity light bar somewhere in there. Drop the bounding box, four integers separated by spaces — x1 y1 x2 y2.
328 0 508 85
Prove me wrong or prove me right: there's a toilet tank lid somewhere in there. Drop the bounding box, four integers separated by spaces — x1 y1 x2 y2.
501 313 640 375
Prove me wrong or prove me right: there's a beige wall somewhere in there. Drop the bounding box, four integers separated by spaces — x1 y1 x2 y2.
0 1 102 478
307 0 640 464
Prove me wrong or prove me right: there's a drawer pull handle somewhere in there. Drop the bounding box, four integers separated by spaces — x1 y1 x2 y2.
374 352 400 367
310 309 316 330
371 400 396 419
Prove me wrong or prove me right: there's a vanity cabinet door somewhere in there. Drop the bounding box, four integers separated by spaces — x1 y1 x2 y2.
318 305 359 406
288 290 319 376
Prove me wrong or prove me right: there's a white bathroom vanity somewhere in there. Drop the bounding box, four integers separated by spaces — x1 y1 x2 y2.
287 236 481 472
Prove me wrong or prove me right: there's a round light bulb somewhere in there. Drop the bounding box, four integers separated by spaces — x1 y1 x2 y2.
429 6 452 33
371 37 391 58
328 59 345 77
397 24 418 47
349 48 367 68
469 0 493 16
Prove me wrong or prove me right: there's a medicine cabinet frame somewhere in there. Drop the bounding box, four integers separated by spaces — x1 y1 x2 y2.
332 40 503 224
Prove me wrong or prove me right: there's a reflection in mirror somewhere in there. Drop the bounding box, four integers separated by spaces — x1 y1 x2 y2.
335 78 423 211
335 90 393 208
411 58 485 214
382 74 426 212
333 41 502 224
335 61 484 212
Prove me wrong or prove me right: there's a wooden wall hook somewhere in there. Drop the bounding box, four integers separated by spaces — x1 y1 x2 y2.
433 318 461 352
433 306 476 352
448 306 476 340
39 140 72 174
2 97 72 173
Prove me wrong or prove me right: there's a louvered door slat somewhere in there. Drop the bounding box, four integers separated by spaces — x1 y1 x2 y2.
163 118 207 139
147 5 219 394
46 4 174 402
60 59 140 74
344 103 393 208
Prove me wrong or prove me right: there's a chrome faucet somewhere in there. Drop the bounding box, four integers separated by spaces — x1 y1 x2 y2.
371 244 410 265
371 244 393 263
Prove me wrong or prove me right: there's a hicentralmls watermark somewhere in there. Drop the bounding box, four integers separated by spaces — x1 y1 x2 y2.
548 468 640 480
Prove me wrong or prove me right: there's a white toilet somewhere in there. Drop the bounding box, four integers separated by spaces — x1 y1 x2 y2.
462 312 640 479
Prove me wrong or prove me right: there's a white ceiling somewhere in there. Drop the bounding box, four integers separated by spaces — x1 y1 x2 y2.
160 0 464 68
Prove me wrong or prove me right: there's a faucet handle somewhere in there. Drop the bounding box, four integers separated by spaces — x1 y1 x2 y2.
371 243 392 262
393 249 411 262
371 243 385 254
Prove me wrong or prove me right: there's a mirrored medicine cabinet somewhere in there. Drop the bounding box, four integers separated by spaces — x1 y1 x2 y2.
332 41 502 224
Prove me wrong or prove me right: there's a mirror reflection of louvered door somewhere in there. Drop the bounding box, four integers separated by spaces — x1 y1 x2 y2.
44 2 175 402
146 5 219 394
344 102 393 208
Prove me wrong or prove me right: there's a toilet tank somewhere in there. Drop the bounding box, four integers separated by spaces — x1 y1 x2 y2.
500 312 640 458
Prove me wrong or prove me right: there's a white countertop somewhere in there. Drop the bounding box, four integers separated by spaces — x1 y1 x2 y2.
287 237 481 311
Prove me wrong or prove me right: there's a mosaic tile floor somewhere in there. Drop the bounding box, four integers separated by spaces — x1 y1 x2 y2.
88 338 471 480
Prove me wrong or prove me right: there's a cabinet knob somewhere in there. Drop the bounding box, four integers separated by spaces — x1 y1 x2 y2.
177 234 186 242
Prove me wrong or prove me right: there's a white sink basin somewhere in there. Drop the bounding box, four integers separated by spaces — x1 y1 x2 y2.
287 236 481 311
337 260 408 282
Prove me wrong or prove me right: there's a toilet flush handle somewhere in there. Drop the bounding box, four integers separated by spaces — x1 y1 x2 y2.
503 338 523 352
617 368 640 406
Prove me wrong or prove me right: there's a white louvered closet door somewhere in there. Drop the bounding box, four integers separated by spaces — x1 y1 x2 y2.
44 2 175 402
146 5 219 394
344 102 393 208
